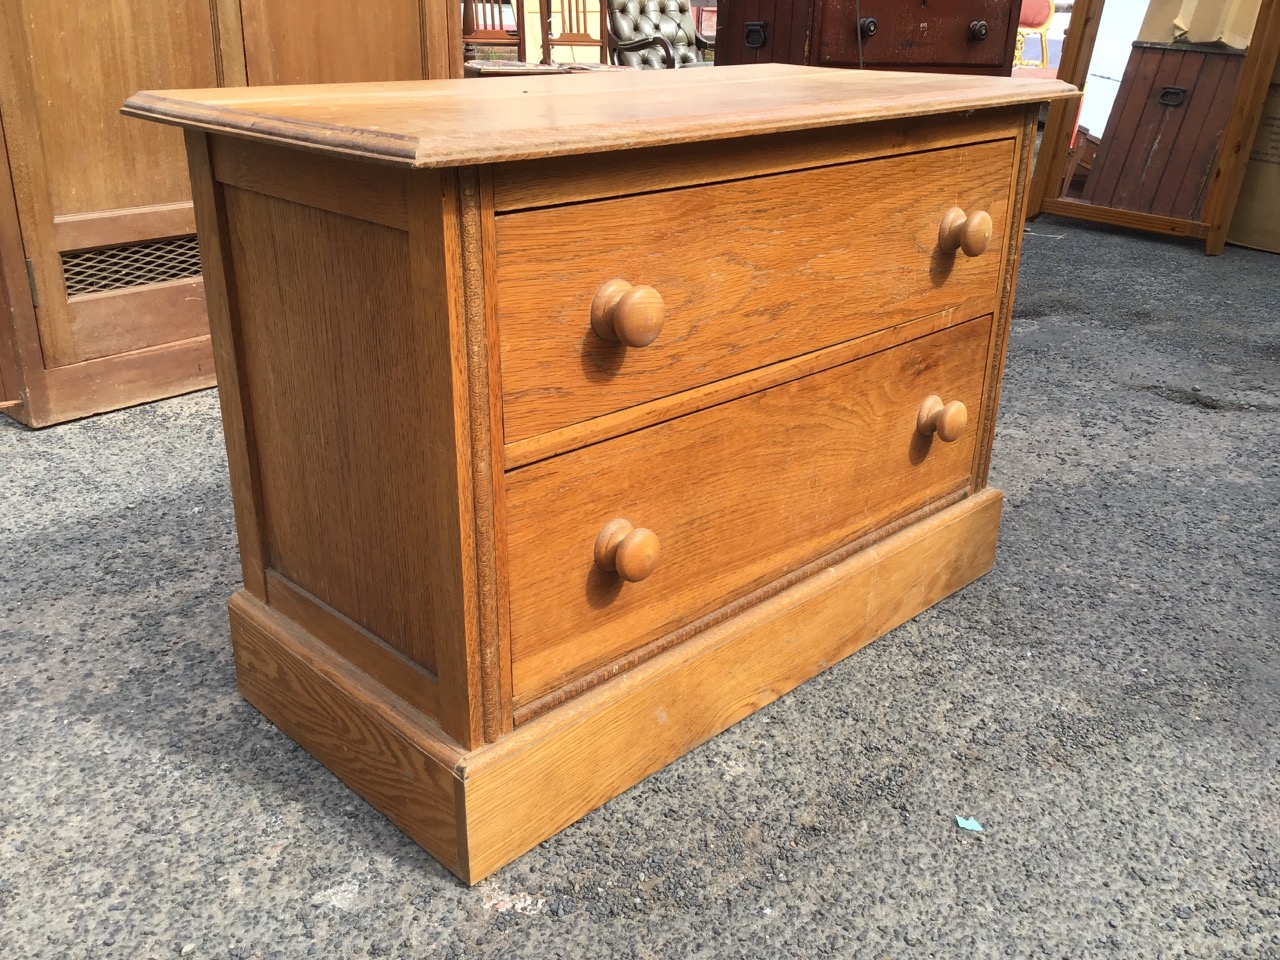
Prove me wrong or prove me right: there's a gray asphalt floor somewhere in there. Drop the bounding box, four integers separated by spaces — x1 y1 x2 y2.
1 216 1277 959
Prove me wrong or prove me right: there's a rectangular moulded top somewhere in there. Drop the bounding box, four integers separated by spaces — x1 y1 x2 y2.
123 63 1076 169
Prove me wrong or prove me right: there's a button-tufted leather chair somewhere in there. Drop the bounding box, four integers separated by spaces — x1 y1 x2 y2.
604 0 715 69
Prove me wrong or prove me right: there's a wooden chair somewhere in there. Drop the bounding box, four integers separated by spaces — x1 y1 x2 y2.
540 0 608 64
462 0 526 61
604 0 715 68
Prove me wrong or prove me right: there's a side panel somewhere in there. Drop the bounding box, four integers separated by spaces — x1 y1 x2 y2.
196 135 484 747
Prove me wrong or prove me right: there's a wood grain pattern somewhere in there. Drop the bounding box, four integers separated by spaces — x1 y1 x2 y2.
121 65 1076 169
1150 51 1235 220
503 306 960 469
229 591 467 879
266 571 442 718
239 0 430 86
1038 197 1210 238
211 0 249 87
211 137 409 230
462 489 1003 882
495 140 1012 443
406 172 486 751
505 315 992 705
223 186 450 676
185 131 268 597
60 278 208 366
514 486 970 724
7 0 216 217
33 335 216 428
52 202 196 253
491 108 1022 212
455 167 508 744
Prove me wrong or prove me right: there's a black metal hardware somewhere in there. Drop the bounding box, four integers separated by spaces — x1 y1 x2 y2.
858 17 878 39
744 20 767 49
969 20 989 41
1159 86 1187 107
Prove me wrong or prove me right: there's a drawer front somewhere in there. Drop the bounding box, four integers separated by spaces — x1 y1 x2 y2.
505 314 993 706
494 139 1014 444
817 0 1013 68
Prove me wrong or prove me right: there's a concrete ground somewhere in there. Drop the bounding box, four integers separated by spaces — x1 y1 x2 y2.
1 217 1277 959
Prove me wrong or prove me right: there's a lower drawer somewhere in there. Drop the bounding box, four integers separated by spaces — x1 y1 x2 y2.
504 314 993 706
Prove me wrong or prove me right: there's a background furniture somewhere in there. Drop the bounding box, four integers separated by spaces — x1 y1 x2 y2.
0 0 460 427
463 0 527 62
604 0 715 67
1017 0 1055 67
540 0 608 63
126 64 1071 882
715 0 1019 75
1028 0 1280 254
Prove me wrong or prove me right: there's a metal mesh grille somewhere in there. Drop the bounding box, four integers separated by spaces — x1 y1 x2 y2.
61 235 202 297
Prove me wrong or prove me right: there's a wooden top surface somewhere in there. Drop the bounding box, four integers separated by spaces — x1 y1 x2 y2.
124 64 1075 169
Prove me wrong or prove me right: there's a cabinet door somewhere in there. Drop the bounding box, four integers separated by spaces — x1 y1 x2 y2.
0 0 223 368
239 0 461 85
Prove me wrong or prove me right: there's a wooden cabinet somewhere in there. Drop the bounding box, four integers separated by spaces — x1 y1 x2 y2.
0 0 227 425
717 0 1019 75
125 64 1072 882
0 0 460 427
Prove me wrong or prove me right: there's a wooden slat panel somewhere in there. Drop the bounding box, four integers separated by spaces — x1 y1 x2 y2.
494 140 1013 443
53 202 196 252
1082 44 1163 207
462 489 1003 883
1149 52 1232 219
61 277 208 366
505 315 992 705
223 186 445 676
1169 54 1244 221
33 335 215 428
1107 48 1189 211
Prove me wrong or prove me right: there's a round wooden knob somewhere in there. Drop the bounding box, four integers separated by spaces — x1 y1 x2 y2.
594 519 661 583
590 279 665 348
917 395 969 443
938 207 993 257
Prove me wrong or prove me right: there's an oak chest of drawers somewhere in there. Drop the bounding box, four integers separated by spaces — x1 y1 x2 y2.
125 64 1073 883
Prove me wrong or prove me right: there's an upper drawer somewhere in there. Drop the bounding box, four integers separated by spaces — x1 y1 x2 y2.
817 0 1013 69
494 139 1014 445
505 314 993 707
